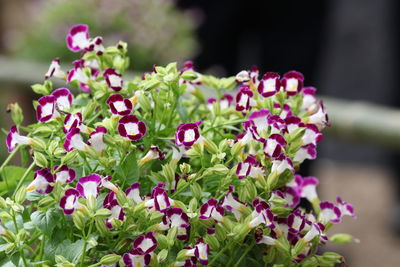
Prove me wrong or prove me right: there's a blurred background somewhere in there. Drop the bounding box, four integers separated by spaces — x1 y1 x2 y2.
1 0 399 265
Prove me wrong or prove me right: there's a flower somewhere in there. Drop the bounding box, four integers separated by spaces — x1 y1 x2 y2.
104 199 125 229
104 68 123 91
263 134 286 158
258 72 280 97
299 176 319 202
88 126 107 152
293 144 317 163
220 94 234 109
6 125 33 152
45 58 65 79
123 250 151 267
268 115 286 134
106 94 133 115
139 146 165 164
249 109 270 133
235 70 250 83
303 222 322 242
133 232 158 255
271 155 294 174
301 87 317 110
54 165 76 184
59 188 80 215
126 183 143 204
66 24 90 52
150 185 173 212
236 155 262 179
236 85 254 111
221 186 247 220
26 168 54 194
118 115 147 141
308 101 329 130
161 208 190 240
302 124 323 146
36 95 56 122
319 201 342 224
249 199 274 228
287 210 305 233
281 71 304 96
76 174 102 199
336 197 356 218
52 88 73 111
185 238 209 266
101 176 119 193
175 121 202 148
63 128 88 152
199 198 224 222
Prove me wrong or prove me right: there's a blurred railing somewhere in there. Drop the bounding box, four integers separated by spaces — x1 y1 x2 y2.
1 56 400 150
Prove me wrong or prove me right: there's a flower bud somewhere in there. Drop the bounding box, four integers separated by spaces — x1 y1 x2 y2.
0 211 13 221
231 142 243 157
8 103 24 126
320 252 343 265
72 212 85 230
82 101 97 119
0 197 6 209
115 238 131 252
292 239 307 257
179 163 191 174
31 83 50 95
205 234 220 250
14 186 26 204
157 249 168 263
138 92 153 113
95 218 110 237
5 243 15 254
61 150 79 165
95 208 112 218
203 164 229 176
189 197 198 211
270 207 291 217
203 138 219 154
11 203 24 214
31 138 47 151
181 70 198 81
263 247 276 264
116 190 129 207
330 233 357 244
87 195 97 213
38 196 55 207
190 182 202 200
33 151 48 168
157 234 169 249
99 254 121 265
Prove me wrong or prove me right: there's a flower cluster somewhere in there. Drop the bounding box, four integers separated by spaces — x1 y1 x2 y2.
0 25 354 267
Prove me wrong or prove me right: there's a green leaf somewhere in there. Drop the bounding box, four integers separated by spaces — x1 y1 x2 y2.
115 152 139 186
31 208 60 236
0 166 34 195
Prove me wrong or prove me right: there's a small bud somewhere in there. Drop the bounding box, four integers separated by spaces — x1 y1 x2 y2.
11 203 24 214
38 196 55 207
33 151 48 168
62 150 79 165
203 138 219 154
320 252 343 265
188 197 198 211
87 195 97 213
181 70 198 81
72 212 85 230
14 186 26 204
5 243 15 254
83 101 98 121
95 208 112 218
203 164 229 176
231 142 243 157
179 163 191 174
95 218 110 237
7 103 23 126
157 249 168 263
116 190 129 206
190 182 202 200
99 254 121 265
31 138 47 151
0 197 7 209
138 92 153 112
114 238 131 252
157 234 169 250
205 234 220 250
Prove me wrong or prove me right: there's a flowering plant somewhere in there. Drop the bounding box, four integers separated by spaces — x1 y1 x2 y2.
0 25 355 267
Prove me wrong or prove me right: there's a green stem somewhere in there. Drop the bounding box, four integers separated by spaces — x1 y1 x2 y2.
20 247 28 267
209 242 231 266
0 146 21 190
12 162 35 198
38 235 45 261
233 242 255 267
80 220 94 267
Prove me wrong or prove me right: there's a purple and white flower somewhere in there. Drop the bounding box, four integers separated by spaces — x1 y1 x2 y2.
6 126 33 152
263 134 286 158
101 176 119 193
199 198 224 222
161 208 190 240
139 146 165 164
88 126 107 152
301 87 317 110
87 36 104 52
36 95 56 122
235 70 250 83
249 200 274 228
151 185 172 212
302 124 323 146
271 155 294 175
281 71 304 96
293 144 317 163
105 199 125 229
285 116 303 134
220 94 234 109
308 101 329 130
118 115 147 141
319 201 342 224
67 61 91 93
255 234 277 246
299 176 319 202
52 88 73 111
258 72 280 97
76 174 102 199
336 197 355 218
66 24 90 52
185 238 209 266
133 232 158 255
26 168 54 194
54 165 76 184
59 188 80 215
236 85 254 112
63 128 88 152
63 113 83 133
104 68 123 91
249 109 270 133
221 186 247 220
236 155 262 179
175 121 202 148
287 210 305 233
123 250 151 267
268 115 286 134
303 222 322 242
106 94 133 116
126 183 143 204
45 58 65 79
